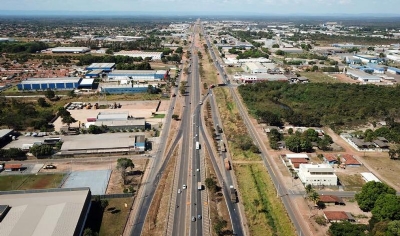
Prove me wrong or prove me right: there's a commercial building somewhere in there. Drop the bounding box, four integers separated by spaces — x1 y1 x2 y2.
100 84 152 94
0 129 14 147
51 47 90 54
387 67 400 74
298 163 337 186
97 112 129 121
346 69 381 83
17 77 82 91
239 73 288 83
353 55 380 64
86 63 115 72
107 70 167 81
114 51 163 60
0 188 91 236
360 172 381 183
244 62 268 74
78 78 95 89
95 119 146 131
134 135 146 152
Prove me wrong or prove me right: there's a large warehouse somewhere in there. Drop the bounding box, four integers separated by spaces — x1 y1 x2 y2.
107 70 167 81
114 51 163 60
100 84 151 94
0 188 91 236
86 63 116 72
17 77 85 90
51 47 90 53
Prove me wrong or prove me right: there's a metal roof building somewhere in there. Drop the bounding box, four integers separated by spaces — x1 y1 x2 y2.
361 172 381 183
114 51 163 60
51 47 90 53
86 63 115 72
107 70 166 81
0 188 91 236
100 84 151 94
346 69 381 83
17 77 82 90
97 112 129 121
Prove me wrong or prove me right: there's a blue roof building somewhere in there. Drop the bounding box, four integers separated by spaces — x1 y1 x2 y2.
107 70 167 81
17 77 82 91
387 67 400 75
86 63 115 72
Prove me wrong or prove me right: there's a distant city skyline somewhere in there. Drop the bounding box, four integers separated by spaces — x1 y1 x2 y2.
1 0 400 16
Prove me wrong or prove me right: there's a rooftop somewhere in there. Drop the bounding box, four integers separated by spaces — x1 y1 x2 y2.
0 188 90 236
86 63 115 69
319 195 344 203
20 77 81 84
323 211 350 221
0 129 13 138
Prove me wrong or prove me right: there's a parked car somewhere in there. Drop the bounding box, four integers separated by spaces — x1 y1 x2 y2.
43 164 56 169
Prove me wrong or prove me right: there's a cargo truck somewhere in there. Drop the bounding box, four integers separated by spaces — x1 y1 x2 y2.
230 185 237 203
224 159 231 170
220 140 226 152
198 182 202 190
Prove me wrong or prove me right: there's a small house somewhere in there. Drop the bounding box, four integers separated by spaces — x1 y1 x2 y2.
319 195 345 206
323 211 355 223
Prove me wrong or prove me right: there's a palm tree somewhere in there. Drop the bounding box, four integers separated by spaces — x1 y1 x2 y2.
308 190 320 207
305 184 313 194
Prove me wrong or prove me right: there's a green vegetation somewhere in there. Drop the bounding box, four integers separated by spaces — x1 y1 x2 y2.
228 48 269 59
152 114 165 118
355 180 396 212
0 148 26 161
235 164 295 236
84 197 131 236
238 82 400 129
0 174 63 191
30 144 54 158
0 41 48 53
117 158 135 184
328 221 368 236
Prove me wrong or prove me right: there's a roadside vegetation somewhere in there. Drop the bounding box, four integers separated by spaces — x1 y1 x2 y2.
235 163 296 236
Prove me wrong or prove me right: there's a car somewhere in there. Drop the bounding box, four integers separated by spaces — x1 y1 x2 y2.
32 132 38 137
182 185 187 190
191 216 196 222
178 189 181 194
197 215 202 220
43 164 56 169
25 132 31 137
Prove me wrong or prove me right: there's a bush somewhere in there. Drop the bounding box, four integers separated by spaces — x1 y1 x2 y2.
314 215 327 226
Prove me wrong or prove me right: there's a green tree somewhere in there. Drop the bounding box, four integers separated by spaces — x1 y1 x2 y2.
30 145 53 158
371 194 400 221
62 115 77 128
105 48 113 54
175 47 183 54
387 220 400 236
37 97 47 107
117 158 135 184
355 181 396 212
308 190 320 206
272 44 280 48
44 89 55 99
83 228 98 236
205 177 217 193
328 222 368 236
214 217 227 235
305 184 313 194
285 135 301 153
88 125 104 134
100 199 109 210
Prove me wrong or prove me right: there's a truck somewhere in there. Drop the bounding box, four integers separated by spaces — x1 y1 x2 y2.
230 185 237 203
198 182 202 190
220 140 226 152
224 159 231 170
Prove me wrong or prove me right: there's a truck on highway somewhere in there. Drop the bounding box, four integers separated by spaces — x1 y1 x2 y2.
196 141 200 150
220 140 226 152
224 159 231 170
198 182 202 190
230 185 237 203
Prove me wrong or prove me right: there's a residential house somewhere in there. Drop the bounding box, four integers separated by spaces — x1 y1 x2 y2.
323 211 355 223
319 195 345 206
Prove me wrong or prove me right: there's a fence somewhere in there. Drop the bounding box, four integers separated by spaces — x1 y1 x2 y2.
91 193 134 199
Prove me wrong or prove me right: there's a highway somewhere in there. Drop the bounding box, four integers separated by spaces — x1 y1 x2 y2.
202 23 310 235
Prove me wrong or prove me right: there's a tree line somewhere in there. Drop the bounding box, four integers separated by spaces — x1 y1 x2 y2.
0 41 48 54
238 82 400 131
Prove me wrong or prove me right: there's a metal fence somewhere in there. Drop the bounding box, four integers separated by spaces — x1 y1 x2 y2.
91 193 134 199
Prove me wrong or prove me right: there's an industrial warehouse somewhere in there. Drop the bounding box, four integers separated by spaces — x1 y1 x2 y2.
86 63 116 72
17 77 94 90
107 70 168 81
51 47 91 53
113 51 163 60
0 188 91 236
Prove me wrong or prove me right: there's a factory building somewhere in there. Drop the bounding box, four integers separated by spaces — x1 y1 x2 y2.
86 63 115 72
298 164 338 186
244 62 269 74
107 70 167 81
100 84 153 94
17 77 87 90
346 69 381 83
0 188 91 236
387 67 400 75
114 51 163 60
239 73 288 83
51 47 90 54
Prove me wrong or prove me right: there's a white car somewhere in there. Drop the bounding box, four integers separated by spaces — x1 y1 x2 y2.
178 189 181 194
196 169 200 172
182 185 187 190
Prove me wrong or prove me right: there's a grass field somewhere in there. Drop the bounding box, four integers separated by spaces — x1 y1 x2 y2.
300 72 341 83
0 174 64 191
153 114 166 118
336 173 365 191
85 197 132 236
99 198 131 236
235 163 296 236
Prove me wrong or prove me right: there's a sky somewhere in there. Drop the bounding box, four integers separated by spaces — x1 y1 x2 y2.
1 0 400 16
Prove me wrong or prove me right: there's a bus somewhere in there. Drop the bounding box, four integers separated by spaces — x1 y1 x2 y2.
198 182 202 190
43 137 62 145
196 141 200 150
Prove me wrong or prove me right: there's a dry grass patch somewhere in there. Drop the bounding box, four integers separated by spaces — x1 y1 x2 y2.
99 198 131 236
142 146 178 236
234 163 296 236
300 72 341 83
360 154 400 189
336 173 365 191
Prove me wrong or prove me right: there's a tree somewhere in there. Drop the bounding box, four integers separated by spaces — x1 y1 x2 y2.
328 222 368 236
214 217 227 235
387 220 400 236
105 48 113 54
172 114 179 120
308 190 320 206
83 228 98 236
58 107 71 117
272 44 280 48
62 115 77 128
305 184 313 194
355 181 396 212
44 89 55 99
37 97 47 107
285 135 301 153
30 144 53 158
117 158 135 184
371 194 400 221
100 199 109 210
205 177 217 193
88 125 104 134
175 47 183 54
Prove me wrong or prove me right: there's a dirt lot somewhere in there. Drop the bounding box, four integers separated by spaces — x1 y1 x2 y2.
54 100 170 131
332 73 359 83
40 158 149 194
